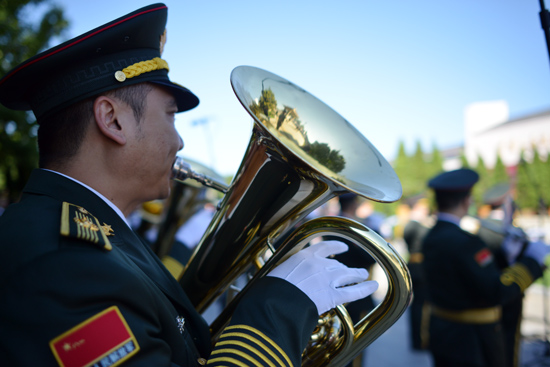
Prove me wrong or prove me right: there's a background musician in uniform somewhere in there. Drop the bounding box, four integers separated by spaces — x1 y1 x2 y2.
329 193 378 367
421 168 550 367
403 196 434 351
0 4 379 366
476 183 526 367
461 182 529 367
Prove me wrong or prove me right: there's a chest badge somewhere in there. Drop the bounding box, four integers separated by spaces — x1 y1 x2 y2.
176 316 185 334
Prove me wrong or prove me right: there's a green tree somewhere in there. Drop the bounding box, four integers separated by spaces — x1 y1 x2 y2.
0 0 68 203
472 155 489 211
426 142 444 180
393 140 428 199
490 154 508 186
376 140 434 217
392 140 408 180
515 150 539 212
250 88 277 122
408 140 427 195
529 149 549 213
539 152 550 211
460 152 470 168
307 141 345 173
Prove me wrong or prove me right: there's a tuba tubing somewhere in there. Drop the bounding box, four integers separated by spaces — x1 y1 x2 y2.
207 216 412 367
173 65 411 367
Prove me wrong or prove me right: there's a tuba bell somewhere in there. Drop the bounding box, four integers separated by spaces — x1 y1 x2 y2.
172 66 412 367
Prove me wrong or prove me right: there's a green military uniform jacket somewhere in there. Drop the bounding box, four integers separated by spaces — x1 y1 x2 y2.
422 219 543 367
0 169 317 367
474 218 525 367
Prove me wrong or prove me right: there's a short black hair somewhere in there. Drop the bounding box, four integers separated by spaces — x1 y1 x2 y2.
434 189 471 212
37 83 153 168
338 193 358 213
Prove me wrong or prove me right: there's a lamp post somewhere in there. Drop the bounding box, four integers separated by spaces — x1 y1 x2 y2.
540 0 550 70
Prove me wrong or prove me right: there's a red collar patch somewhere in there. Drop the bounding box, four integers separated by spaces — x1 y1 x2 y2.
474 248 493 267
49 306 140 367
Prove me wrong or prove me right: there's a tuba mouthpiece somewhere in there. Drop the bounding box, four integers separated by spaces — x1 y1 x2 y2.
172 156 228 194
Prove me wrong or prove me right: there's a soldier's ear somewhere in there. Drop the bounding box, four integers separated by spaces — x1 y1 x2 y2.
93 95 127 145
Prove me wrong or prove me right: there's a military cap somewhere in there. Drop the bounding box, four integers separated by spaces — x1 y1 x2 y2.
0 3 198 120
483 182 510 206
428 168 479 192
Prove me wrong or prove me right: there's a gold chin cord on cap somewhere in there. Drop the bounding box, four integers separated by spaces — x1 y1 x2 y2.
114 57 169 82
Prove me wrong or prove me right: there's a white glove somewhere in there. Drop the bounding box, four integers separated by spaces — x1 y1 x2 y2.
524 240 550 267
501 227 527 265
267 240 379 314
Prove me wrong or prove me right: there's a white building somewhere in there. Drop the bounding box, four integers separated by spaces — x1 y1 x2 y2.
464 101 550 170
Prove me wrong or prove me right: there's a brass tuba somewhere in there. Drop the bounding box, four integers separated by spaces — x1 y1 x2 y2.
172 66 412 367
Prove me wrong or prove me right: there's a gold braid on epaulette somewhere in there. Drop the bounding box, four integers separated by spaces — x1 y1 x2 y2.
114 58 169 82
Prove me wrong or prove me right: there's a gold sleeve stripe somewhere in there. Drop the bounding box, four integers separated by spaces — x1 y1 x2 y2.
408 253 424 264
500 263 534 292
218 331 287 367
213 340 277 367
224 324 291 367
209 348 263 367
207 356 249 367
515 263 534 291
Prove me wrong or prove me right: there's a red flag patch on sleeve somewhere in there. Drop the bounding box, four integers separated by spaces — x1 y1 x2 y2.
49 306 140 367
474 248 493 267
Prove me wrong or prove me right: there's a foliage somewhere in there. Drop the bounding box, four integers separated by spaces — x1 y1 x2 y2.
0 0 68 203
374 140 444 216
516 149 549 213
490 155 509 187
392 141 408 183
306 141 345 173
459 152 470 168
426 142 444 179
393 142 443 198
373 141 550 216
250 88 277 121
472 156 490 210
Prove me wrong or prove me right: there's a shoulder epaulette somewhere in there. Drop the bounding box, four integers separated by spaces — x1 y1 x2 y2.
60 202 113 251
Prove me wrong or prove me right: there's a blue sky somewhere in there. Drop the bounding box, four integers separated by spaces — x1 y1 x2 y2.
52 0 550 176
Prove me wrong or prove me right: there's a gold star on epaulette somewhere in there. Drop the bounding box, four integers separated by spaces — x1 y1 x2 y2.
101 223 114 237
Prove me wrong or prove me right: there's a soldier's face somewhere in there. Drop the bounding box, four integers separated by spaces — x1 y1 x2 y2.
127 85 184 201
